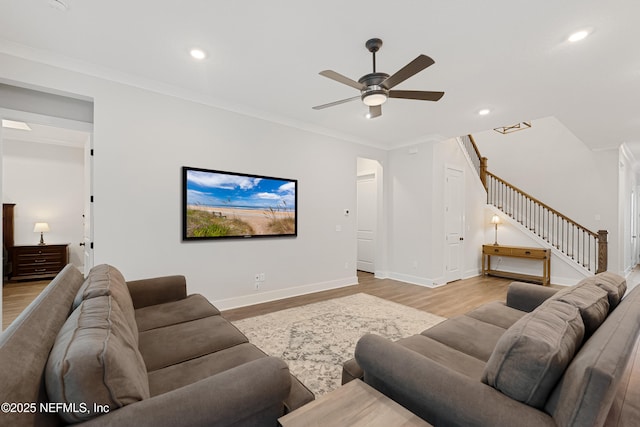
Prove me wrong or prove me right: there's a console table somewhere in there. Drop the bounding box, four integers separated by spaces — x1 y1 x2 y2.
482 244 550 286
278 379 431 426
10 244 69 281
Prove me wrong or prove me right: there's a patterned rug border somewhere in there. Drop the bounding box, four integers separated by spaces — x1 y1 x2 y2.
232 293 446 396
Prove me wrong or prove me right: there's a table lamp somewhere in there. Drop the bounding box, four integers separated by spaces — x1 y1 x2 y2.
491 215 500 246
34 222 50 245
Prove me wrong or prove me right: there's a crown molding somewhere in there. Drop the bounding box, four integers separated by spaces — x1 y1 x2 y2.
0 39 387 150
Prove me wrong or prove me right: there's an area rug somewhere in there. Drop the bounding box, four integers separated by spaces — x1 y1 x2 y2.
232 293 446 396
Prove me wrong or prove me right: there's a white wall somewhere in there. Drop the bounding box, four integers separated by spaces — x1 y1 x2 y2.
2 139 85 267
433 138 487 281
387 143 435 285
473 116 620 275
0 53 387 310
386 138 486 286
619 145 637 275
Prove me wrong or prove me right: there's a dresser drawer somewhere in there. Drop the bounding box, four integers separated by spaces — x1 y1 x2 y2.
483 245 511 255
14 262 63 276
15 248 64 262
510 247 548 259
10 244 69 280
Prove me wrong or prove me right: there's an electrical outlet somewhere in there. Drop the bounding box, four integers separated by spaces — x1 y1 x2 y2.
255 273 260 281
255 281 260 290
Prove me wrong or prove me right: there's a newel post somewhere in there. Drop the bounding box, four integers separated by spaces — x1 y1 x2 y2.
597 230 608 273
480 157 488 190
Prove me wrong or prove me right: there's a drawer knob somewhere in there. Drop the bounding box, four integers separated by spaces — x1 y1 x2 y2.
525 251 531 255
494 249 499 253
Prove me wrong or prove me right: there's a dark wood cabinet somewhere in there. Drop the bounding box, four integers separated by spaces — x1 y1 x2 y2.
3 203 16 249
10 244 69 281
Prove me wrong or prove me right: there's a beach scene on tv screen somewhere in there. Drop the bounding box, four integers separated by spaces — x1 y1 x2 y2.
185 169 296 238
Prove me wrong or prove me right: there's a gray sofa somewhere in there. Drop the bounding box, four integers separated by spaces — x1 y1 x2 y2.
343 272 640 427
0 264 314 427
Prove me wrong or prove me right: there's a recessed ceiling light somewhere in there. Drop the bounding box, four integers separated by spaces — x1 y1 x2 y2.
568 30 590 43
2 120 32 131
478 109 491 116
190 48 206 60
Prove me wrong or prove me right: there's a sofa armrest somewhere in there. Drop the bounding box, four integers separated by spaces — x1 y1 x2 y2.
126 276 187 309
355 334 555 427
506 281 559 312
78 357 291 427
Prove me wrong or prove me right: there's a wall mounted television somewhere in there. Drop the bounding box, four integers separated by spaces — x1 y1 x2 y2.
182 166 297 240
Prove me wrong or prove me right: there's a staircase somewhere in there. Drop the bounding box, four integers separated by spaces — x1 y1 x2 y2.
459 135 607 274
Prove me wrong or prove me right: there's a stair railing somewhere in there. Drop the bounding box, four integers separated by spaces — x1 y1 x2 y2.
459 135 487 188
485 171 607 273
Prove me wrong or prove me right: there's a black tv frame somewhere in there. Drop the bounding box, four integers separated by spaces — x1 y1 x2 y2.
182 166 298 241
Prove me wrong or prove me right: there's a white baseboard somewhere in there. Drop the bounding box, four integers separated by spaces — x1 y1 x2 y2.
374 270 389 279
212 276 358 311
387 272 439 288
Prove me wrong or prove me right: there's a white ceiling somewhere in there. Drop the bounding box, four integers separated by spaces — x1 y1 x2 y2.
1 1 639 151
2 122 88 148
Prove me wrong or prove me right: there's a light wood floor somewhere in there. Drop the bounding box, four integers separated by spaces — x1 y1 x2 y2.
3 272 638 425
223 272 518 321
2 279 49 330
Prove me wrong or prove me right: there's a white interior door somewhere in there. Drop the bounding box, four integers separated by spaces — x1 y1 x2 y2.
357 173 376 273
82 134 93 276
445 167 464 282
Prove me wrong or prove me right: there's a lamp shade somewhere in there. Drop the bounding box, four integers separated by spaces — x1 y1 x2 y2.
491 215 500 225
33 222 50 233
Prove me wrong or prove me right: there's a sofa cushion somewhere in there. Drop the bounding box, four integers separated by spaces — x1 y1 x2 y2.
422 315 507 362
147 342 268 396
465 301 527 329
45 296 150 423
551 284 609 336
482 300 584 409
396 335 486 380
545 285 640 427
139 315 249 371
582 272 627 310
74 264 138 342
135 294 220 332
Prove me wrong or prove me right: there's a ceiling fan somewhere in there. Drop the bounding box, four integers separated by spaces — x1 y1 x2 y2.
313 38 444 119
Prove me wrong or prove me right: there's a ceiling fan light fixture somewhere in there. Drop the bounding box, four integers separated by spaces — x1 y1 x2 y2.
362 87 388 106
362 93 387 107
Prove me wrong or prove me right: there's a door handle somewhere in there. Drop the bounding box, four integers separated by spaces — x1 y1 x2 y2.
79 242 86 247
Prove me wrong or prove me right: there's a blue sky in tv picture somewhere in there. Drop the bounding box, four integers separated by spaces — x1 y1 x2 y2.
186 169 296 211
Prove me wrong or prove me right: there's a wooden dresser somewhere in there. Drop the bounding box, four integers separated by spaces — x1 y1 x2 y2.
10 244 69 281
482 244 551 286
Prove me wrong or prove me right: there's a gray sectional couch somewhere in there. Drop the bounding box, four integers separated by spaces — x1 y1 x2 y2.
343 272 640 427
0 264 314 427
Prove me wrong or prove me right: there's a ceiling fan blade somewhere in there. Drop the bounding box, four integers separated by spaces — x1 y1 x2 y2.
382 54 435 89
319 70 365 90
312 95 361 110
368 105 382 118
389 90 445 101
